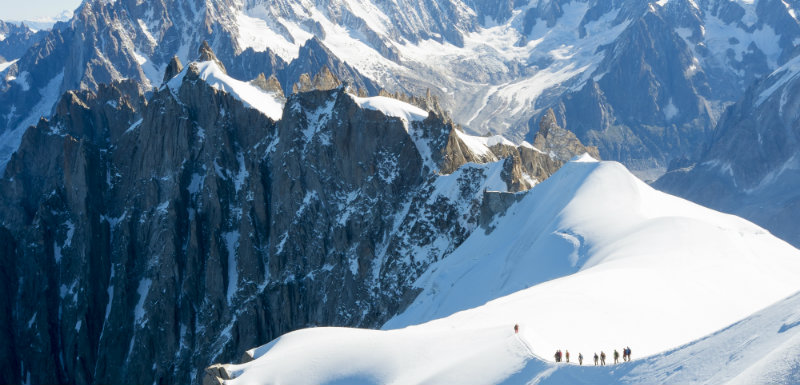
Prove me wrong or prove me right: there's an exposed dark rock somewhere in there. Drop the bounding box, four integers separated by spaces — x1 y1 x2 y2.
0 49 605 381
479 190 523 229
163 56 184 84
0 56 594 384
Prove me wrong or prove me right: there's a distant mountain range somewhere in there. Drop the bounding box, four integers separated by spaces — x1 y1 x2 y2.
2 0 800 177
2 9 75 31
656 53 800 248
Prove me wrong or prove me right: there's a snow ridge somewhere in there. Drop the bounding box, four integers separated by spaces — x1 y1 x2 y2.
218 159 800 385
167 61 284 121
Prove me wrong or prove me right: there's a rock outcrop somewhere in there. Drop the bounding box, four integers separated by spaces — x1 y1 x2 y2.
0 21 46 62
198 41 227 73
534 109 601 162
163 56 184 84
250 73 284 98
292 66 343 93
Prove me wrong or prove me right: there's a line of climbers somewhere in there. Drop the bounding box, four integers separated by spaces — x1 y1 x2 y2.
553 347 631 365
514 324 632 366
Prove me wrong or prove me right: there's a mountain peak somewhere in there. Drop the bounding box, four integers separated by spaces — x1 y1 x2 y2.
250 73 285 98
198 40 227 74
533 109 600 163
162 56 184 84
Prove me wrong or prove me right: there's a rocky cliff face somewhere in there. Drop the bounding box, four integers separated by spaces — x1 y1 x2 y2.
534 109 601 163
654 54 800 248
0 42 595 384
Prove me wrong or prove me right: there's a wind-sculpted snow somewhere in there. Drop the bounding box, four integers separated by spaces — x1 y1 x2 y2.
214 159 800 385
387 159 800 358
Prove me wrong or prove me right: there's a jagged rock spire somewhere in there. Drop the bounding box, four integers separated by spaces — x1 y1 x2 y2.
292 73 313 93
162 56 184 84
250 73 285 98
198 40 227 74
292 66 342 93
312 66 342 91
533 108 600 162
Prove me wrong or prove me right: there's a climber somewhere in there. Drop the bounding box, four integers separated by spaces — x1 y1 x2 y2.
614 349 620 364
600 351 606 365
594 352 598 366
514 324 519 334
565 350 570 363
578 352 583 366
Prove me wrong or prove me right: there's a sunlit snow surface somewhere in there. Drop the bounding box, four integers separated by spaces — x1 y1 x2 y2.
0 59 17 73
348 94 428 126
220 159 800 385
166 61 284 121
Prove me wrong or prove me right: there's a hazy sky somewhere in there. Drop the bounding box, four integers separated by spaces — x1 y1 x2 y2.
0 0 82 21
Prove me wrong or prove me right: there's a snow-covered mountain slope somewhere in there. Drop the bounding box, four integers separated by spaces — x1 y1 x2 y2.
216 290 800 385
166 60 285 120
655 52 800 248
209 158 800 384
386 158 800 356
3 0 800 175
